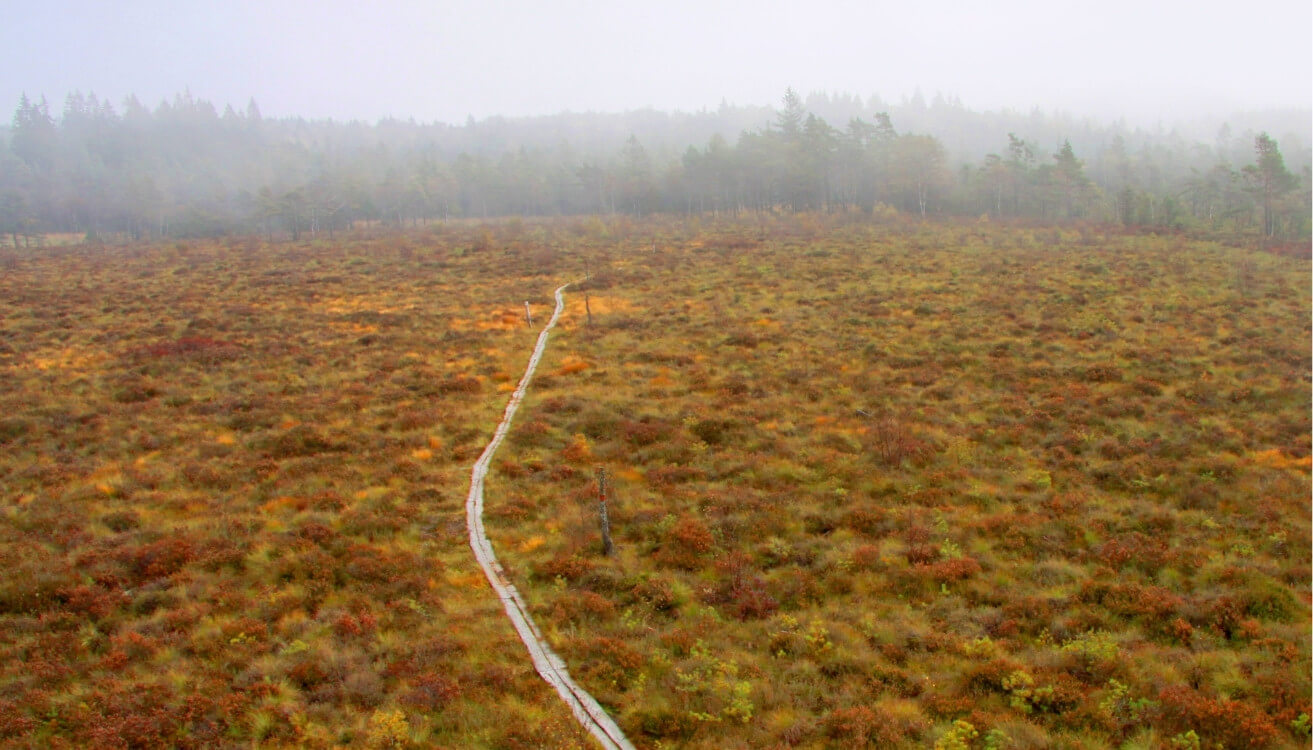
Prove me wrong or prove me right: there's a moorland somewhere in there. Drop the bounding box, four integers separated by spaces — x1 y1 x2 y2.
0 215 1308 748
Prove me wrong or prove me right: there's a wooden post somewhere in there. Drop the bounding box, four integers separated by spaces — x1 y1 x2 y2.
584 292 593 327
524 300 533 328
596 467 614 557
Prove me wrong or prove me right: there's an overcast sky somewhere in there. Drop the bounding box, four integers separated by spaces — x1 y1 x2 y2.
2 0 1309 126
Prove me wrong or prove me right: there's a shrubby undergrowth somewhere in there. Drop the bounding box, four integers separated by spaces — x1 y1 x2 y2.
0 213 1308 748
487 214 1311 748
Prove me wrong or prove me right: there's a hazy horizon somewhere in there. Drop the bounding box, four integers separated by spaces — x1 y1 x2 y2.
3 0 1309 129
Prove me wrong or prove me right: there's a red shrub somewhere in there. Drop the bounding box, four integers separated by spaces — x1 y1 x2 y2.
905 544 940 565
825 704 925 746
917 557 981 583
111 631 159 660
631 576 678 612
99 650 130 671
659 628 698 657
851 544 884 571
656 515 715 570
620 419 673 446
287 658 330 691
1158 686 1279 749
1000 596 1055 634
436 375 482 394
333 612 378 638
726 574 778 621
137 336 240 363
1095 532 1176 572
1167 617 1194 646
536 552 595 582
550 590 616 625
1083 581 1183 624
842 506 889 536
76 683 195 748
903 524 932 544
1204 596 1245 639
824 706 882 744
866 417 934 466
402 675 462 710
961 658 1023 696
0 698 36 739
127 535 196 582
647 465 706 487
57 584 117 619
587 637 644 671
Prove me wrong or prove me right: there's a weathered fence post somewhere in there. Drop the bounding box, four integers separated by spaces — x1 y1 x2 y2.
524 300 533 328
596 467 614 557
584 292 593 328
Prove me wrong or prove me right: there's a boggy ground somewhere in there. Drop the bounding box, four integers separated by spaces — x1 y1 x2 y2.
484 216 1311 748
0 216 1308 749
0 229 593 747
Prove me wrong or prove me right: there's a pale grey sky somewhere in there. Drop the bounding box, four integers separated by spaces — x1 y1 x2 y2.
3 0 1309 125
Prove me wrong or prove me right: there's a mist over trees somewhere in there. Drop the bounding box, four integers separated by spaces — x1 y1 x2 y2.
1 88 1309 245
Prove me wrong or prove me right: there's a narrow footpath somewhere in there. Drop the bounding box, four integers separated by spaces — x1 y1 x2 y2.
465 283 635 750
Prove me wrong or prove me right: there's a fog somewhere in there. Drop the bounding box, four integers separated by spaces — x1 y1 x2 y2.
3 0 1309 127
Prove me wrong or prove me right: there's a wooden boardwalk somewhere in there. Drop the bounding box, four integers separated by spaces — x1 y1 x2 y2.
465 283 635 750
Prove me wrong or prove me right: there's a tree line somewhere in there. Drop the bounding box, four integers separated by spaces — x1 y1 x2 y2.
2 88 1309 245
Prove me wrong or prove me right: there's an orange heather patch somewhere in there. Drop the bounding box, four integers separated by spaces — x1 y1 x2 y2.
561 434 591 462
1249 449 1312 472
486 309 527 330
449 309 526 332
260 496 308 514
330 321 378 334
556 356 590 375
566 295 634 316
446 571 486 589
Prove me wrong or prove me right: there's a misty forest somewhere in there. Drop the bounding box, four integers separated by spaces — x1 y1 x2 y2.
0 82 1310 750
2 88 1310 245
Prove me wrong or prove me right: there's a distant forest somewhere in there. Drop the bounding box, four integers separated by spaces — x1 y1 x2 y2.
2 88 1309 245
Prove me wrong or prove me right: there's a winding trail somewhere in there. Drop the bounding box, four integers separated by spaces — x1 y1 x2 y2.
465 283 635 750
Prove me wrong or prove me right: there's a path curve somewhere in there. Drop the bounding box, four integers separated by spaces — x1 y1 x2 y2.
466 283 635 750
